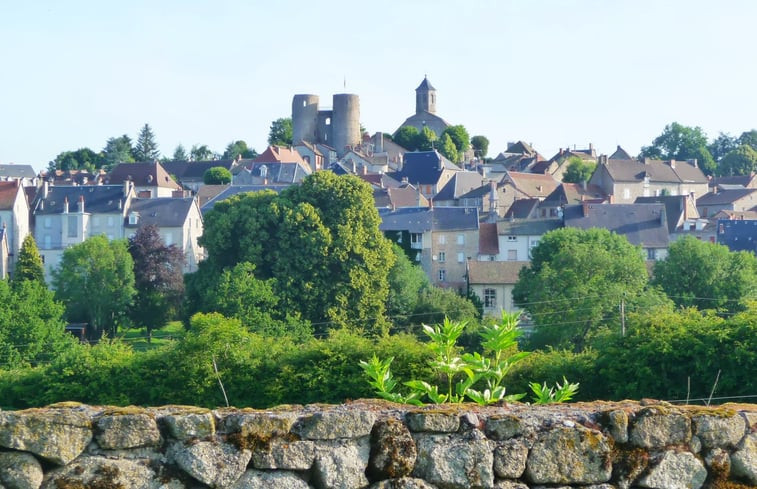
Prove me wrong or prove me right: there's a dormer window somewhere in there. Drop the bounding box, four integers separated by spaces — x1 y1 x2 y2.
128 212 139 225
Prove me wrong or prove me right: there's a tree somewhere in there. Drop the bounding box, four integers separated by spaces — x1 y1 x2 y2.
190 144 213 161
267 118 293 146
562 157 597 183
640 122 716 175
128 225 185 341
441 125 470 158
12 235 45 286
708 132 738 162
386 244 430 323
718 144 757 176
102 135 135 170
437 133 458 164
133 123 161 161
738 129 757 149
223 140 257 160
203 166 232 185
652 236 757 313
49 148 103 172
172 144 189 161
471 135 489 159
198 172 395 336
513 228 657 351
52 236 136 340
415 126 437 151
393 126 420 151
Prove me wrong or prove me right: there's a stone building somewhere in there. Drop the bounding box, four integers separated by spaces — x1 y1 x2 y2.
291 93 360 157
395 76 451 138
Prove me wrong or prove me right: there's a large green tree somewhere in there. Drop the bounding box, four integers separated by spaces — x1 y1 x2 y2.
172 144 189 161
102 135 135 170
223 140 257 160
708 132 738 162
268 118 293 146
190 144 214 161
471 135 489 159
562 157 597 183
393 126 420 151
49 148 103 173
128 225 185 341
416 126 438 152
133 123 161 161
718 144 757 176
652 236 757 313
198 172 395 335
203 167 232 185
738 129 757 149
441 125 470 158
640 122 716 175
513 228 659 351
437 133 458 164
12 235 45 287
52 236 136 340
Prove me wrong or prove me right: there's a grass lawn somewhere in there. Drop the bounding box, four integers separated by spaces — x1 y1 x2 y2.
116 321 185 351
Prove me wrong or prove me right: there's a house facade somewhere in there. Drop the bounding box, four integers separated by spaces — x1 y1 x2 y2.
0 180 30 275
467 261 528 317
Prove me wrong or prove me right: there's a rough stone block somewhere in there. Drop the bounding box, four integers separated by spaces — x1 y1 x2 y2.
692 413 746 449
96 413 161 449
312 438 371 489
170 441 251 488
368 417 417 480
637 450 707 489
230 469 310 489
0 451 43 489
294 409 376 440
412 430 494 488
406 412 460 433
40 456 157 489
0 410 92 465
251 439 315 470
369 477 438 489
525 425 612 484
629 408 690 448
494 438 528 479
731 432 757 484
162 411 216 441
485 414 525 440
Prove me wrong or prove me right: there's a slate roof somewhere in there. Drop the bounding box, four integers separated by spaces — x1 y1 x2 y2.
0 164 36 179
35 185 128 215
496 219 562 236
709 173 756 188
609 146 633 160
433 172 485 202
416 76 436 91
696 188 757 206
505 141 538 156
503 171 560 198
711 210 757 220
201 185 291 213
107 162 182 189
240 162 310 184
504 198 540 219
467 261 528 285
196 185 229 207
717 219 757 253
359 173 401 189
602 159 706 184
478 222 499 255
0 181 20 210
541 183 607 207
374 186 428 209
387 151 458 186
635 195 694 233
563 203 669 248
162 160 237 180
379 207 479 233
125 198 196 228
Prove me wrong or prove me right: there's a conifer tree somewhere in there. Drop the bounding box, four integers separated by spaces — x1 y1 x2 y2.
134 123 161 161
13 235 45 286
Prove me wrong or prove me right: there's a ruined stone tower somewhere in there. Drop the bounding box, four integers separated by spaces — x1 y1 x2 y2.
291 93 360 157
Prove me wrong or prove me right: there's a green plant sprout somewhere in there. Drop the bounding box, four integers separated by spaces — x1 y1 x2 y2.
529 376 580 404
361 311 577 406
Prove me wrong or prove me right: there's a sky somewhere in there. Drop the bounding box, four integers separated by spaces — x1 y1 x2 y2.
1 0 756 172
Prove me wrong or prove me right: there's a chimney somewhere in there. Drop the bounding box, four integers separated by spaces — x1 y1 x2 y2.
375 132 384 153
669 159 676 169
581 180 587 191
582 201 590 217
63 196 69 214
489 180 498 216
660 206 666 227
361 165 367 175
78 195 84 214
42 180 49 199
123 179 131 197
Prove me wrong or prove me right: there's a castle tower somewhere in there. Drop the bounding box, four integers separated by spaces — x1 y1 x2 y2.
292 94 320 144
415 75 436 114
331 93 360 156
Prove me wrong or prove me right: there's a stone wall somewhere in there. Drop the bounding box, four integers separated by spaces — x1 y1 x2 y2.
0 400 755 488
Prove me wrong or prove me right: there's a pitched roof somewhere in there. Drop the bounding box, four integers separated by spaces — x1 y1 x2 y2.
433 172 484 202
416 76 436 91
0 181 21 210
609 146 633 160
254 145 307 166
107 162 181 189
697 188 757 206
541 183 607 207
358 173 401 189
502 171 560 198
242 162 311 183
196 185 229 206
711 209 757 220
0 164 36 179
387 151 458 186
563 203 669 248
496 219 562 236
505 141 537 156
162 160 236 180
635 195 696 232
717 219 757 253
379 207 479 233
35 185 128 215
478 222 499 255
201 185 291 213
125 198 196 228
709 173 756 188
467 261 528 285
374 186 428 209
504 198 540 219
602 158 706 184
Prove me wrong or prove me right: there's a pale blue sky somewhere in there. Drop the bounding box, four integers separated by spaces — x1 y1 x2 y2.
1 0 755 171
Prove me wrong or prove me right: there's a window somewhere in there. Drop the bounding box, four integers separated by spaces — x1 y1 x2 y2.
623 188 631 200
438 269 446 282
128 212 139 225
647 248 656 260
507 236 517 242
457 234 465 245
43 235 51 249
457 252 464 263
438 252 446 262
508 250 517 261
438 235 446 245
410 233 422 245
67 216 77 238
44 217 51 229
484 288 497 308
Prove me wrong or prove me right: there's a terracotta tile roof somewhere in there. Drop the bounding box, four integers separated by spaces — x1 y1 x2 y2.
254 146 307 166
478 222 499 255
467 260 528 285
